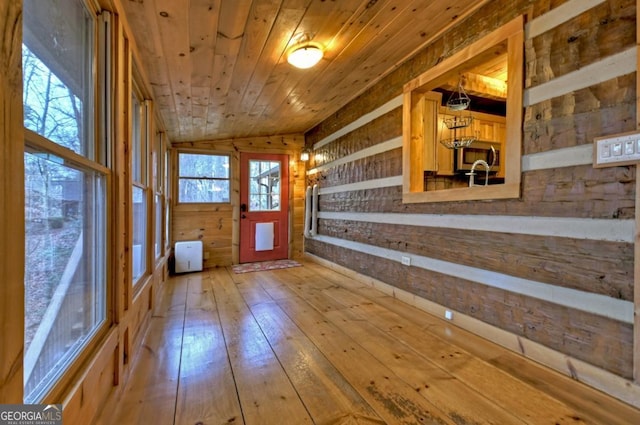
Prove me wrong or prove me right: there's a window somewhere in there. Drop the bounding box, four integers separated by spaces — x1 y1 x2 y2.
155 194 162 258
131 87 148 284
23 0 107 402
402 16 523 203
164 149 171 252
178 152 230 203
153 132 164 259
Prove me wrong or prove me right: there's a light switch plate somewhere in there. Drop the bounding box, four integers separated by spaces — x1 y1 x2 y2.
593 131 640 168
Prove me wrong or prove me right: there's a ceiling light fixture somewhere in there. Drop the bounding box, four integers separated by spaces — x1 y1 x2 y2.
287 35 323 69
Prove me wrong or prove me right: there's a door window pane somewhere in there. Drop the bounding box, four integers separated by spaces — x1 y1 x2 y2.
249 160 281 211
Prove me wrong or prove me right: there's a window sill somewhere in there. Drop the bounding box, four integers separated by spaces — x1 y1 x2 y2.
402 181 520 203
173 202 233 213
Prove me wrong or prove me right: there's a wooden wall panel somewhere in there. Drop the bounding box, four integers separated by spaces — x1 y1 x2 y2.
62 331 118 425
129 284 152 347
303 0 638 406
172 208 234 268
171 134 305 267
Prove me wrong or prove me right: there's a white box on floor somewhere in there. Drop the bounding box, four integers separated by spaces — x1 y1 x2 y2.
174 241 203 273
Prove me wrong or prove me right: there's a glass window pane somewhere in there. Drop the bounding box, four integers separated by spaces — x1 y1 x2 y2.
165 198 170 250
248 159 281 211
179 153 229 178
24 151 106 403
131 92 143 183
177 153 230 203
164 149 170 194
153 132 162 192
23 0 94 159
132 186 147 282
178 179 230 203
154 194 162 259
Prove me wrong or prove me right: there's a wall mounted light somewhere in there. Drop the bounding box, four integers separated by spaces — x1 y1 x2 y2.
300 148 310 161
287 34 323 69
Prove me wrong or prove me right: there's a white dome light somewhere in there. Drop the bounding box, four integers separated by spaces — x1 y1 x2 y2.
287 44 323 69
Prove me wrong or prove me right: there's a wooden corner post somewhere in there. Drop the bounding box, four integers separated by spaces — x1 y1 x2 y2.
0 0 25 403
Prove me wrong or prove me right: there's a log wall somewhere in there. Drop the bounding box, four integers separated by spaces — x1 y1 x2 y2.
304 0 639 407
171 135 306 267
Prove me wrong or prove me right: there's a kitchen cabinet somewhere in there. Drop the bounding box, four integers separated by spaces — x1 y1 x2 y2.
408 91 441 173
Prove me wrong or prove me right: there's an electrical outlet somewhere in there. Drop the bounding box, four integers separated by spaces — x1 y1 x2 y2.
401 256 411 266
445 310 453 320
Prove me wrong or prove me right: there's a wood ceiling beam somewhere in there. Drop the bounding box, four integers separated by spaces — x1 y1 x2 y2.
440 72 508 101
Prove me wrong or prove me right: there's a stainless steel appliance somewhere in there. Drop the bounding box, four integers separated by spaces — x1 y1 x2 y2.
455 140 501 174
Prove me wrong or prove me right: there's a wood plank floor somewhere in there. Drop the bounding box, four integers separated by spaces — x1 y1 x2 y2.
97 260 640 424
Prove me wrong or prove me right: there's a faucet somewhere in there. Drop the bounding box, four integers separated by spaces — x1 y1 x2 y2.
466 159 490 187
466 145 496 187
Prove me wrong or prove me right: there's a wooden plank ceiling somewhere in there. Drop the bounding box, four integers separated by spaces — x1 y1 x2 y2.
121 0 488 143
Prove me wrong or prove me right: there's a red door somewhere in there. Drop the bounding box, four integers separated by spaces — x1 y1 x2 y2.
239 152 289 263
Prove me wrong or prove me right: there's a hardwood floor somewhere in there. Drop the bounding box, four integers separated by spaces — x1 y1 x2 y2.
97 261 640 424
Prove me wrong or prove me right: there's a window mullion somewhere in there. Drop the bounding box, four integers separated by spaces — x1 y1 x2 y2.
25 129 110 176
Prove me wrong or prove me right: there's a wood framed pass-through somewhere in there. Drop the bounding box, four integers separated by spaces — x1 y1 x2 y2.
402 15 524 203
